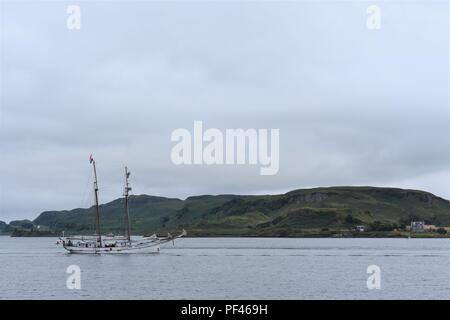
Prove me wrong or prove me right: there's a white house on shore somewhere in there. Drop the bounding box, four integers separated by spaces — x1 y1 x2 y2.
410 221 425 233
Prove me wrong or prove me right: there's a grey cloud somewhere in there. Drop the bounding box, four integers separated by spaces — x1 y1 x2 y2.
1 1 449 221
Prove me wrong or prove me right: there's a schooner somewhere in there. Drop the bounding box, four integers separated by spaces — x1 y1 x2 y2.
58 155 186 254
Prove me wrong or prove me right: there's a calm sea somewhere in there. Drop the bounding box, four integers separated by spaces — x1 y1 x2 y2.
1 236 450 299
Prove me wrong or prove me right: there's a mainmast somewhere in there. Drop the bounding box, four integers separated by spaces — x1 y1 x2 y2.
123 166 132 241
90 154 102 246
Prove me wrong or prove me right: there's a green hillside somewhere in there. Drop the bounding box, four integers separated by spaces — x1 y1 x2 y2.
0 221 12 234
5 186 450 237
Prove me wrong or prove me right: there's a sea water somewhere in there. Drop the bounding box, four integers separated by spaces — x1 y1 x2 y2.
1 236 450 299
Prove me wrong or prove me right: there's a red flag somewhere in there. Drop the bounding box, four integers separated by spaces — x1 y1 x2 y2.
89 154 94 164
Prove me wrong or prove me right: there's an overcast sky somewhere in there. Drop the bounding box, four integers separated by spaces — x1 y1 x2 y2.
1 1 449 222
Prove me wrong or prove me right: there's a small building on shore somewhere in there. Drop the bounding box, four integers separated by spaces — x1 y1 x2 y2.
355 225 365 232
410 221 425 233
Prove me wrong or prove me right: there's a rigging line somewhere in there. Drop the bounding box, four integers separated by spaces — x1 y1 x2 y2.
87 188 94 211
81 168 93 209
127 171 139 196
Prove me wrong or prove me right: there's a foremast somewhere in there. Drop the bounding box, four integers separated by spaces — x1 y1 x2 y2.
90 154 102 246
123 166 132 241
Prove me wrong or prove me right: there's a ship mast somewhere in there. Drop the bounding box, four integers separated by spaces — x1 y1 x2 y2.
123 166 132 241
90 155 102 246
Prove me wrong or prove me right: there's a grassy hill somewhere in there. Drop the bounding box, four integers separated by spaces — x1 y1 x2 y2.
5 186 450 237
0 221 12 234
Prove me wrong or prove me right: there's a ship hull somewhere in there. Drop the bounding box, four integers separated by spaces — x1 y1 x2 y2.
63 241 160 254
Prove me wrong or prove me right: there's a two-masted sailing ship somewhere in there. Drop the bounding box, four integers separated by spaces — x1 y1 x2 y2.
58 155 186 254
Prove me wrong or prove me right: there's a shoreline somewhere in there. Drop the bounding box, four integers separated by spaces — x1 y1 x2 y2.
3 234 450 239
